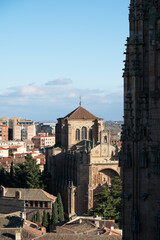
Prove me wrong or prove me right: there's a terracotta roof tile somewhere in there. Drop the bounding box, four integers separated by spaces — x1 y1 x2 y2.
34 233 122 240
2 187 56 201
64 106 103 120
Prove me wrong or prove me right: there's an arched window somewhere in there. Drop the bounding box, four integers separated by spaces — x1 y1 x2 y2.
89 129 92 140
104 136 107 143
82 127 87 140
75 129 80 140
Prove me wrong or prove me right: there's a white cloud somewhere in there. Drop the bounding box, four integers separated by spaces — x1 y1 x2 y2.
0 83 123 120
45 78 73 86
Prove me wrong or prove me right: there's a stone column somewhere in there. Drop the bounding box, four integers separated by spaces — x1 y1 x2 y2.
67 124 71 149
67 182 76 218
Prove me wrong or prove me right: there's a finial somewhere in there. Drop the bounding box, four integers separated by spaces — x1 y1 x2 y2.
79 96 82 106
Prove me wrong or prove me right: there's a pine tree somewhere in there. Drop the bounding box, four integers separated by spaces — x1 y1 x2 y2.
57 193 64 222
51 201 58 224
110 176 122 215
36 210 41 223
42 210 48 228
24 154 42 188
13 154 43 188
32 213 36 223
93 176 122 221
47 212 51 230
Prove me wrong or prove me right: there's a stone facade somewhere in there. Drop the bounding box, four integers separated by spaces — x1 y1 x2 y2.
0 186 56 220
46 106 120 216
121 1 160 239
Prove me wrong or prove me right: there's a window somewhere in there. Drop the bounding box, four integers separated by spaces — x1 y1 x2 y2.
30 201 33 207
75 129 80 140
89 129 92 140
82 127 87 140
45 202 48 208
40 202 43 207
104 136 107 143
35 201 38 207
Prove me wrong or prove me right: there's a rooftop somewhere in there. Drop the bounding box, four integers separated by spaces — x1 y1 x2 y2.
63 106 103 120
34 233 122 240
0 186 56 202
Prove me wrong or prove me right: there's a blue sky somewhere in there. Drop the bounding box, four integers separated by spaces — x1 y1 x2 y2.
0 0 130 121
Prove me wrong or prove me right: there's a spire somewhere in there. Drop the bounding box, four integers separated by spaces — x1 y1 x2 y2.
79 96 82 106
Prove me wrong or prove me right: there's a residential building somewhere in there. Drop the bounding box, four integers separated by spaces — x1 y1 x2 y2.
36 122 56 136
0 211 46 240
9 117 36 141
32 133 55 149
0 186 56 220
0 117 9 141
51 216 121 237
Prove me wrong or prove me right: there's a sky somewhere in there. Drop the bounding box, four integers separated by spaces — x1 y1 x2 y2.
0 0 130 121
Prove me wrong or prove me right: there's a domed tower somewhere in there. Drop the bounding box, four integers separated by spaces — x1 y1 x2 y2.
121 0 160 239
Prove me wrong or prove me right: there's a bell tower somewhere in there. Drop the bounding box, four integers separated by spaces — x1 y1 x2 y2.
121 0 160 239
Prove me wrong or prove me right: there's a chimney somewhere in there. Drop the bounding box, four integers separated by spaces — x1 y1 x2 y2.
95 220 99 228
15 230 21 240
0 185 6 197
15 190 21 200
79 218 82 224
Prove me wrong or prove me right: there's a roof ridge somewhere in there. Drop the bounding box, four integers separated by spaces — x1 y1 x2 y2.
63 106 102 120
41 189 56 200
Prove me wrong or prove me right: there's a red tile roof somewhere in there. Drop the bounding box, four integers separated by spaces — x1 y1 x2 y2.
0 147 8 150
64 106 103 120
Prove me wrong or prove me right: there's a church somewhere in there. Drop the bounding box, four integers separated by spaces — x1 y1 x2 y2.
46 106 120 217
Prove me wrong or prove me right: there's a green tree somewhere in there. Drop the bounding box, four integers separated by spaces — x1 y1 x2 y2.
24 154 42 188
51 201 58 224
13 154 43 188
93 176 122 221
42 210 48 228
36 210 41 223
110 176 122 214
32 213 36 223
0 168 12 187
57 193 64 222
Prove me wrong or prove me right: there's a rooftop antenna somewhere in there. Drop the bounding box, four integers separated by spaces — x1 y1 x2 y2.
79 96 82 106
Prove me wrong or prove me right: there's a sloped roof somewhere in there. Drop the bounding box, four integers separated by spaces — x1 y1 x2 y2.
62 218 96 233
64 106 103 120
34 233 122 240
1 187 56 202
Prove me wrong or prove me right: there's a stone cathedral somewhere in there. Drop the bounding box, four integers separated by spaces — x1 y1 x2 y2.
46 106 120 217
121 0 160 239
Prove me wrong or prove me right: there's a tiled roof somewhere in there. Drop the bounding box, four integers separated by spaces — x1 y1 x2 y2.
34 233 122 240
64 106 103 120
1 187 56 201
8 146 21 149
0 147 8 150
62 219 96 233
0 228 36 240
33 135 55 138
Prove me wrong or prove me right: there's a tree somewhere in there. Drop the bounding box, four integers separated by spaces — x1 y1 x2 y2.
13 154 43 188
47 212 50 225
0 168 11 187
93 176 122 221
32 213 36 223
57 193 64 222
24 154 42 188
36 210 41 223
42 210 48 228
51 201 58 224
110 176 122 214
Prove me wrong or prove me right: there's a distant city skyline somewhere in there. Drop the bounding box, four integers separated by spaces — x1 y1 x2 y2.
0 0 130 120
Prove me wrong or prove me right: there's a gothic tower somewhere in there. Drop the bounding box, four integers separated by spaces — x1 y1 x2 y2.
121 0 160 239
